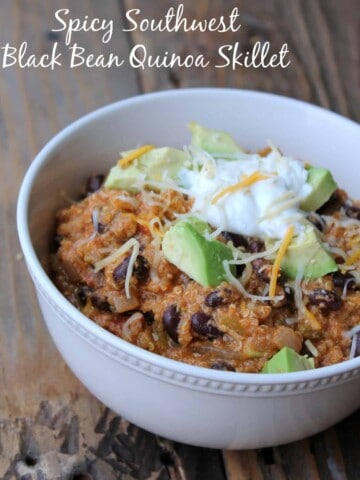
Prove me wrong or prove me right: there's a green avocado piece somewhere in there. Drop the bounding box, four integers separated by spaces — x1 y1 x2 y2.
188 122 243 154
162 218 234 287
262 347 315 373
105 147 189 192
279 226 338 280
301 166 337 212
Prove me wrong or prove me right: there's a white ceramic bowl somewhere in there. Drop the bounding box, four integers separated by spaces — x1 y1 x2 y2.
17 89 360 449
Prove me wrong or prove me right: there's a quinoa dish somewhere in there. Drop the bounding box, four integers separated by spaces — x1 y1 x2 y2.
51 123 360 373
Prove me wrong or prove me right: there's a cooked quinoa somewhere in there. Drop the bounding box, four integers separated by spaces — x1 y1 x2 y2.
51 183 360 373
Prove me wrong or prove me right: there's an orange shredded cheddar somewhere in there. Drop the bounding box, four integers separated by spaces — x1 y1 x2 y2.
211 171 270 204
123 212 165 238
118 145 155 168
258 147 272 157
345 250 360 266
304 306 322 330
269 225 295 297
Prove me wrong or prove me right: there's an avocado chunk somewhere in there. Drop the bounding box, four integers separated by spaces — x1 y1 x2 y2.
162 218 234 287
301 166 337 212
105 147 189 192
266 226 338 280
262 347 315 373
279 226 338 280
188 122 243 154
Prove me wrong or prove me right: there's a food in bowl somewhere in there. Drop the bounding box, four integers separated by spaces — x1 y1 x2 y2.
51 122 360 374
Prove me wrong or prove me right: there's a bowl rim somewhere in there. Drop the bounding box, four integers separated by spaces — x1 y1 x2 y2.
16 87 360 386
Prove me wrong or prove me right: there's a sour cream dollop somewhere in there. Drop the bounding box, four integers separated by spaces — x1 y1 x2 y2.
179 148 312 240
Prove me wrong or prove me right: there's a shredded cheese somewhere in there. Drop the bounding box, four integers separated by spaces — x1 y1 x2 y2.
345 250 360 266
258 146 272 157
269 225 294 297
93 238 139 273
304 339 319 357
293 268 305 314
118 145 155 168
93 235 140 298
211 171 270 204
149 217 165 238
223 260 284 302
304 306 321 330
228 241 281 266
327 246 347 261
124 241 140 298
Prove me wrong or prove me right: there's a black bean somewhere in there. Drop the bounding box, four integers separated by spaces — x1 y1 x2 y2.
113 255 149 283
51 233 63 252
90 294 111 312
113 257 130 282
235 264 245 277
143 311 155 326
345 204 360 221
205 291 225 308
284 286 295 305
76 285 91 306
191 312 222 339
97 222 106 234
86 174 104 194
211 361 235 372
248 238 265 253
308 289 343 311
162 305 181 343
91 210 107 235
133 255 150 281
221 231 248 248
306 213 326 232
332 272 356 290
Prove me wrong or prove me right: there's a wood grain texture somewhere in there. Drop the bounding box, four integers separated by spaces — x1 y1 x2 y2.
124 0 359 121
0 0 359 478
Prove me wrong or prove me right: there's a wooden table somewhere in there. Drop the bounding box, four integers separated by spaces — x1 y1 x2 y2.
1 1 359 479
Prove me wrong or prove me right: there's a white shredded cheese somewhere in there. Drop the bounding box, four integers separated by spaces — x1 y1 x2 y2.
228 241 281 265
293 268 305 315
124 240 140 299
304 339 319 357
91 208 100 234
223 260 283 302
117 194 139 208
342 278 355 298
327 245 347 260
122 312 143 338
240 262 253 286
94 238 139 273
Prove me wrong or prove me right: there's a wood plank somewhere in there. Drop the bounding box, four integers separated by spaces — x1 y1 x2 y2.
223 450 265 480
124 0 359 121
335 410 360 480
0 0 359 478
